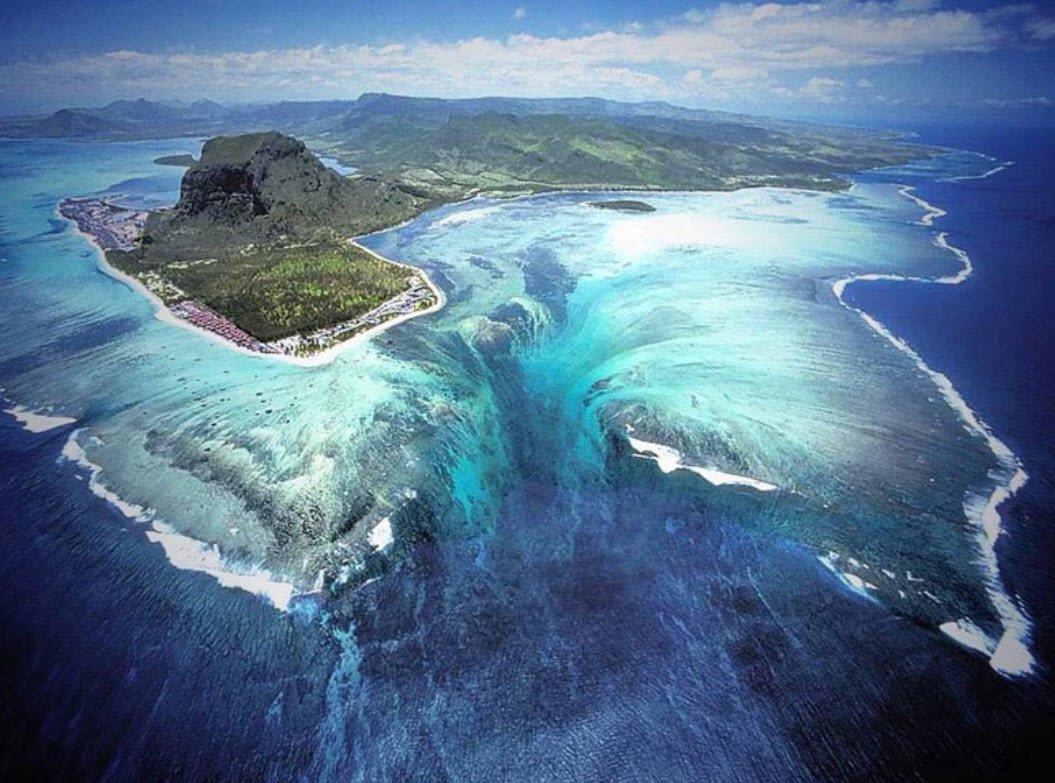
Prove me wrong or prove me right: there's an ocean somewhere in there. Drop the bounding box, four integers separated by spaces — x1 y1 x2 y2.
0 127 1051 781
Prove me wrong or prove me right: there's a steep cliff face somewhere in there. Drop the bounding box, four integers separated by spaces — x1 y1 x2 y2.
175 133 334 221
139 131 418 261
175 162 267 222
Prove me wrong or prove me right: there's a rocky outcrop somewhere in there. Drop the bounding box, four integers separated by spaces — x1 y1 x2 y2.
139 131 418 261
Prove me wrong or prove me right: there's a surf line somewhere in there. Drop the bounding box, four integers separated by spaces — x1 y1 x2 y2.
56 429 299 612
946 157 1013 183
624 424 778 493
831 184 1034 678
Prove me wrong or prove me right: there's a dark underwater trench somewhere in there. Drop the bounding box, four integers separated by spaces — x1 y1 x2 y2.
298 247 1043 780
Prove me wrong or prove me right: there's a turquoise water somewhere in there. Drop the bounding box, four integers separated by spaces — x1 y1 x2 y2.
0 137 1016 650
1 136 1046 779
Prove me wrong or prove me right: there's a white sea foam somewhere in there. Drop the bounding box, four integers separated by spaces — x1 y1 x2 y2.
4 405 77 433
368 516 394 552
60 434 154 522
831 185 1035 677
940 619 996 656
990 626 1035 676
945 157 1013 183
434 206 500 227
59 431 298 611
898 186 946 227
818 553 875 601
625 425 778 492
146 524 295 611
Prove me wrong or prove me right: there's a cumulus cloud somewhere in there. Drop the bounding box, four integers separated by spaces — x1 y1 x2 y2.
0 1 1051 111
514 7 528 21
800 76 846 101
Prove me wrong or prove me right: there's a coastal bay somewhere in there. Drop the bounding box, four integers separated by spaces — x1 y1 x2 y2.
36 96 936 364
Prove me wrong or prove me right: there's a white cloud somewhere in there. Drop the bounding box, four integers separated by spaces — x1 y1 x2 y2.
892 0 942 12
514 7 527 21
1028 17 1055 40
800 75 845 101
0 2 1051 111
977 95 1052 107
710 66 770 83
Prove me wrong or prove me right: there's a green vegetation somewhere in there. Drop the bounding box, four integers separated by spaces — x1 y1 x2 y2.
164 244 409 342
316 100 933 197
4 94 936 201
153 153 197 167
112 131 432 348
588 200 656 212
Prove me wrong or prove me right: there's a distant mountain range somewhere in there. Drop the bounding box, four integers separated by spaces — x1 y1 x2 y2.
0 93 930 196
0 93 910 146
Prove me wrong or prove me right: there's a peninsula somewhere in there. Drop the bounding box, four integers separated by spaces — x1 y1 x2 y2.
66 132 440 359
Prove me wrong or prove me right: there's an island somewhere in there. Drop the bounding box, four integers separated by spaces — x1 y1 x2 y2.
587 199 656 212
153 153 198 167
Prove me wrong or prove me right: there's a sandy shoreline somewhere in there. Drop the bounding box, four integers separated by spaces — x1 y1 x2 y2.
292 239 448 367
57 203 447 369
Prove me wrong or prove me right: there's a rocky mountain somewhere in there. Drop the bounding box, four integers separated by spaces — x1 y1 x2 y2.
138 131 420 262
31 108 127 137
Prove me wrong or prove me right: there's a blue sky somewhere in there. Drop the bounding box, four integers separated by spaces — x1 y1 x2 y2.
1 1 1053 124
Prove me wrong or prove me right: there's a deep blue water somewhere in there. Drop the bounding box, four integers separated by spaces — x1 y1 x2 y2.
1 127 1053 781
850 126 1055 675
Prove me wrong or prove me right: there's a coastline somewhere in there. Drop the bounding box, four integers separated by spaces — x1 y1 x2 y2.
290 239 447 367
61 174 858 369
830 179 1034 677
57 203 447 369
